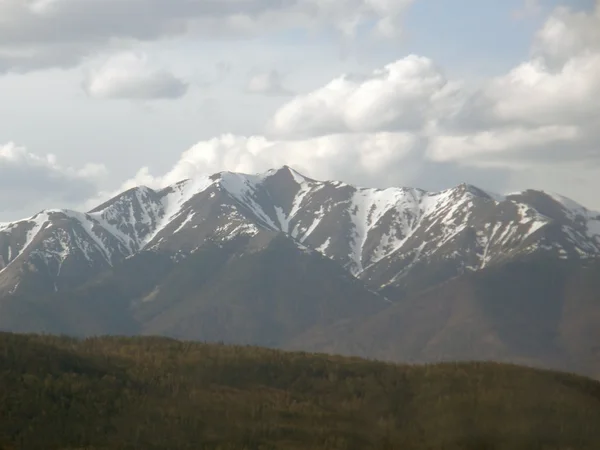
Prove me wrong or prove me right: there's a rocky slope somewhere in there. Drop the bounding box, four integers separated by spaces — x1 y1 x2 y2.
287 257 600 379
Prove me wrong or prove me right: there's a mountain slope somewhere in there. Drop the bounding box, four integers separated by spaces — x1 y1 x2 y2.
0 233 386 347
289 258 600 378
0 209 134 297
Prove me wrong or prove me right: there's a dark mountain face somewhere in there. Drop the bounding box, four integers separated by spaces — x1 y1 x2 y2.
0 232 386 349
1 166 600 376
288 258 600 379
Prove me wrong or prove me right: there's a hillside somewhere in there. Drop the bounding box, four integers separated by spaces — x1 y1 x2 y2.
289 258 600 379
0 234 386 346
1 333 600 450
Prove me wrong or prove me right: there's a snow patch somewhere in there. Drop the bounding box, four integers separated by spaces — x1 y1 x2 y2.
146 176 214 244
316 237 331 254
173 212 196 234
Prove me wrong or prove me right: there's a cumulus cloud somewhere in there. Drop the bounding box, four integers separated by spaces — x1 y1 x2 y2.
115 132 418 190
80 1 600 213
268 1 600 176
532 0 600 66
431 1 600 170
269 56 463 138
0 0 414 73
83 52 188 100
476 54 600 128
0 142 106 220
245 70 293 96
80 129 512 213
15 0 600 212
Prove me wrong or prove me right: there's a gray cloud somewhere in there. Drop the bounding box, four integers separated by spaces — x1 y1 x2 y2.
82 52 189 100
0 142 105 220
196 61 234 89
245 70 293 96
0 0 414 73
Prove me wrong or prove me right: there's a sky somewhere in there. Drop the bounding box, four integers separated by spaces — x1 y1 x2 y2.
1 0 599 221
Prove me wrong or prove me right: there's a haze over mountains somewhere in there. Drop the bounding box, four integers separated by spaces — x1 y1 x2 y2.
1 167 600 377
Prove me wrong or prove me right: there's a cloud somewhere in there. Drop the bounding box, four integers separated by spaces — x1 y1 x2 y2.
268 55 463 138
426 125 582 167
80 129 511 213
478 54 600 128
269 1 600 174
114 132 418 190
0 0 415 73
0 142 106 219
431 2 600 170
245 70 293 96
532 1 600 66
16 0 600 213
83 52 189 100
195 61 234 89
82 1 600 213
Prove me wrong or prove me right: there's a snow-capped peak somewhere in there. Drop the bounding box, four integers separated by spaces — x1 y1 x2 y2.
2 167 600 298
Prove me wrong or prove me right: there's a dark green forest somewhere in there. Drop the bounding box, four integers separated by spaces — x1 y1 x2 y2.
1 332 600 450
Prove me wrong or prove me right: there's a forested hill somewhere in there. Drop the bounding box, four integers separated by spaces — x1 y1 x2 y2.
1 333 600 450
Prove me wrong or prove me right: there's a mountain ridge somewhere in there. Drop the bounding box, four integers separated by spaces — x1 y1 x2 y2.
1 166 600 299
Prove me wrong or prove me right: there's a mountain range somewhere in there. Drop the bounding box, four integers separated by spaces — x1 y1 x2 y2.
1 166 600 376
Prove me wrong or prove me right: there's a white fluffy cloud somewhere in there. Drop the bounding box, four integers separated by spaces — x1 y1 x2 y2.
269 55 462 138
78 131 422 209
430 2 600 169
0 0 414 73
108 2 600 206
532 0 600 66
81 1 600 213
267 2 600 173
477 53 600 127
6 1 600 216
0 142 106 218
83 52 188 100
123 132 417 188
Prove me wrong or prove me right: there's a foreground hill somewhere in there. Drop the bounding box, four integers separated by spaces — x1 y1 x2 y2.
1 333 600 450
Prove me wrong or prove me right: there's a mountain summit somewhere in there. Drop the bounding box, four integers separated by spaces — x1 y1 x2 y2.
1 167 600 298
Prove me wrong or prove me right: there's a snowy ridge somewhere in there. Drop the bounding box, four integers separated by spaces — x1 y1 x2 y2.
0 212 51 275
545 191 600 242
2 167 600 296
0 209 132 277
